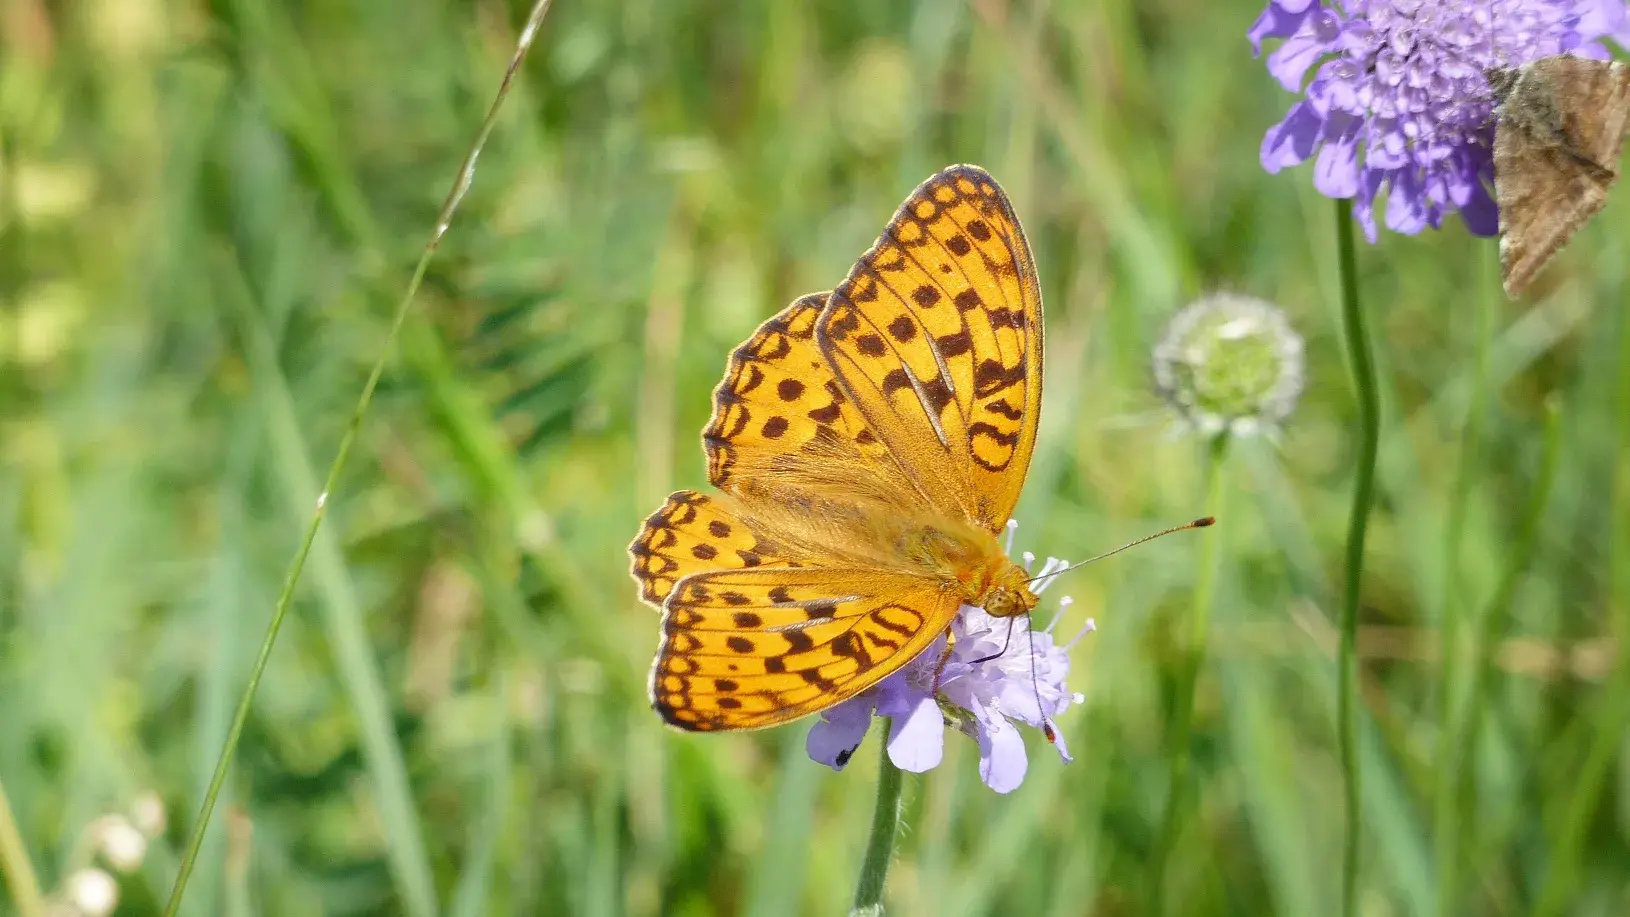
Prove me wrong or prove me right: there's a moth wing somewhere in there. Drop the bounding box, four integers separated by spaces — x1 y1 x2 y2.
1495 121 1610 297
1527 56 1630 178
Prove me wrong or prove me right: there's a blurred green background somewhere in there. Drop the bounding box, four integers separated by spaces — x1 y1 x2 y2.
3 0 1629 914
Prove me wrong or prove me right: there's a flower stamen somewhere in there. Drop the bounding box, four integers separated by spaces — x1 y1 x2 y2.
1065 617 1099 652
1044 595 1075 633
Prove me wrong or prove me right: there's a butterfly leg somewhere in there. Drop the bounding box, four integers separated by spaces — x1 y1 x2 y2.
930 629 959 693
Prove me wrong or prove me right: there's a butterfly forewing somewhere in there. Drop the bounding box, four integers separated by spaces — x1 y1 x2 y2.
703 292 890 489
649 567 962 731
816 165 1042 533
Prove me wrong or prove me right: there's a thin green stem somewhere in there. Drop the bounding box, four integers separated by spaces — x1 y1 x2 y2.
1150 432 1230 911
0 775 44 917
1533 271 1630 917
1333 198 1376 917
850 744 905 917
158 4 556 916
1434 243 1497 916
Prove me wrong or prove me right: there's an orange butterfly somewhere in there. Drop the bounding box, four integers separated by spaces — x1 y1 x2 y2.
629 164 1044 732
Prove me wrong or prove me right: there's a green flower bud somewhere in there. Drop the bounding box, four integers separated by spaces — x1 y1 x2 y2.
1153 293 1304 438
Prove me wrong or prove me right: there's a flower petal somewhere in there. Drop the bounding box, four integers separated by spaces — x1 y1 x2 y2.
977 719 1030 794
1363 118 1407 170
1266 21 1334 92
993 675 1048 726
1314 124 1361 198
1248 1 1312 56
1577 1 1630 46
1456 173 1498 237
886 695 946 773
1569 40 1613 60
939 674 982 715
1261 102 1324 173
1049 722 1074 764
1351 169 1384 243
873 659 933 718
806 699 873 771
1385 167 1429 235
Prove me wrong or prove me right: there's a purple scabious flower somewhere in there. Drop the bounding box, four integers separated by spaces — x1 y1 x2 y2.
1252 0 1630 240
805 522 1090 794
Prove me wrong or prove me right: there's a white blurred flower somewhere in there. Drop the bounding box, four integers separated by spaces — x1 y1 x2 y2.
63 868 118 917
90 815 146 872
130 791 166 838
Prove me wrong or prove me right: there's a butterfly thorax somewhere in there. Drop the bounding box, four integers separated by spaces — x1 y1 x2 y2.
740 484 1039 616
897 523 1037 618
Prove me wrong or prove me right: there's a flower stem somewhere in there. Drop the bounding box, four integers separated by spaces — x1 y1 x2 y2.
1150 432 1230 908
1333 197 1376 917
0 775 44 917
157 4 556 916
850 743 904 917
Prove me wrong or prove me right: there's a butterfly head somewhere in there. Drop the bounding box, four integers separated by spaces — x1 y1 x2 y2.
980 564 1039 618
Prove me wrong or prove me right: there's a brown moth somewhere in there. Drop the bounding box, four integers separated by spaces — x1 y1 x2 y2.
1487 56 1630 298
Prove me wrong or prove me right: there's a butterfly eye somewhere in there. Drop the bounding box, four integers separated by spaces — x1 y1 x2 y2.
985 588 1018 617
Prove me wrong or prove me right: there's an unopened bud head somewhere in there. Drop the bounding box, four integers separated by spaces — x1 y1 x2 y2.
1153 292 1304 438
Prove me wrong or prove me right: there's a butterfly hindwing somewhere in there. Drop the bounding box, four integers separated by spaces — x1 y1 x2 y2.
629 490 787 607
649 567 962 731
816 165 1043 532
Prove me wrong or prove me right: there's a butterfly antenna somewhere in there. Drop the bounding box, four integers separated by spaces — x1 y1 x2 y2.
1026 615 1058 745
1026 517 1215 584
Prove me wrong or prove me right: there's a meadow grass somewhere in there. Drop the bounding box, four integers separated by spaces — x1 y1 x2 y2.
3 0 1630 914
